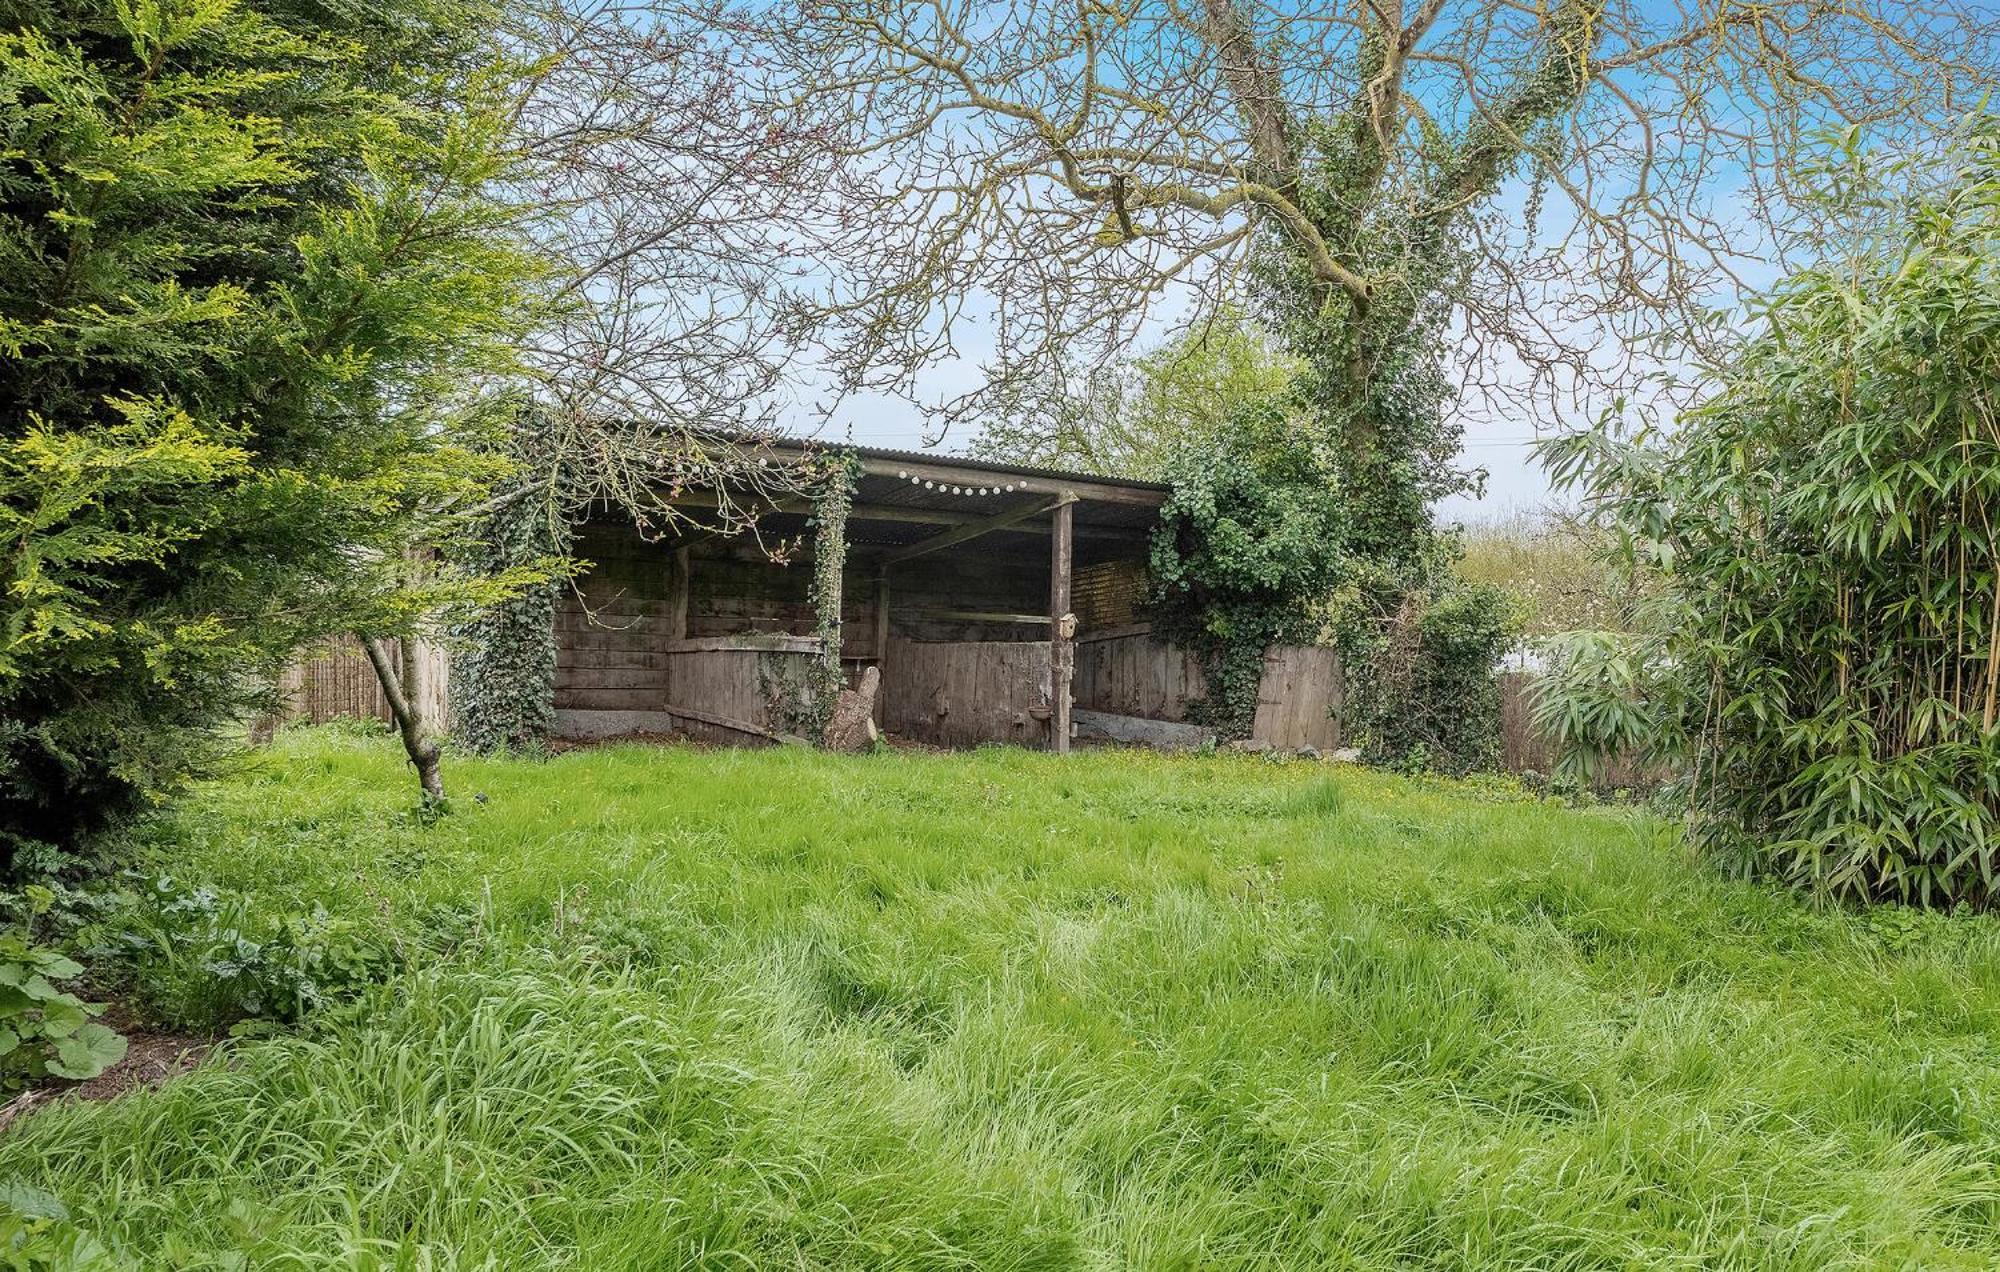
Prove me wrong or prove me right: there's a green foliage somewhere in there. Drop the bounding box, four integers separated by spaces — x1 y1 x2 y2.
5 728 2000 1264
1344 579 1520 776
1147 416 1345 738
1530 630 1681 790
82 875 396 1032
987 307 1510 767
0 928 123 1088
451 413 571 756
0 1181 120 1268
1262 114 1483 584
0 0 540 858
1541 119 2000 906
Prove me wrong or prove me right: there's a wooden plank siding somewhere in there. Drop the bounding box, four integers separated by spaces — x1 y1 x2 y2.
1073 629 1341 751
881 638 1054 749
661 644 821 744
1250 645 1341 752
554 520 682 713
1074 630 1207 723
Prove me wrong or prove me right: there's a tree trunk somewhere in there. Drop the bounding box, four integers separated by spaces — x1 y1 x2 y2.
362 634 445 805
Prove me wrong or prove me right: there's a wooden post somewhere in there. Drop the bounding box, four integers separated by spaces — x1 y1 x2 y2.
873 571 890 724
667 546 690 641
1049 498 1074 753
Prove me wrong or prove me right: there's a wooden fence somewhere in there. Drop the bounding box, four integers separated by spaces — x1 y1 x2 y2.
1073 628 1340 752
274 636 449 728
276 631 1608 779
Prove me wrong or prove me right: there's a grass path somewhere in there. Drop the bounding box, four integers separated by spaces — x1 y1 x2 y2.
6 730 2000 1267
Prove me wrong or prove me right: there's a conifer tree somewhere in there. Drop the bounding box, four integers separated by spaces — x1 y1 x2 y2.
0 0 537 860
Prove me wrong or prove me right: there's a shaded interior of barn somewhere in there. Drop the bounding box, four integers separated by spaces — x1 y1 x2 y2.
552 450 1179 749
545 443 1344 752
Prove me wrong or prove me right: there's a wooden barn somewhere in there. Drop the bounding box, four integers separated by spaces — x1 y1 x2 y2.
551 442 1342 753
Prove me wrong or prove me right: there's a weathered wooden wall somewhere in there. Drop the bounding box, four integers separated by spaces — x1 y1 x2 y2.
881 637 1053 749
1072 558 1148 630
554 520 683 713
659 637 822 745
585 528 1058 653
1074 628 1206 723
1251 646 1341 752
1072 628 1341 750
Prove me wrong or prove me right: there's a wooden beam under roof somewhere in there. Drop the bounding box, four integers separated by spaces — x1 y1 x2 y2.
692 437 1171 510
877 494 1079 568
661 489 1145 540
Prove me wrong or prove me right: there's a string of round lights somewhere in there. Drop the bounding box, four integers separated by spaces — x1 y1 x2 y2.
894 470 1030 497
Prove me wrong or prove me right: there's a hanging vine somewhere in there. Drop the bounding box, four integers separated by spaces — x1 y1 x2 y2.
451 410 571 754
1147 410 1346 739
776 449 859 742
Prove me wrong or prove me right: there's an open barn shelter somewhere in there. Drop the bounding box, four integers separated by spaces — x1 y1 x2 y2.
553 442 1185 751
273 441 1345 752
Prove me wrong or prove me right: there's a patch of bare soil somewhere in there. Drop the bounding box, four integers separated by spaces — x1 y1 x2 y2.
0 1028 212 1136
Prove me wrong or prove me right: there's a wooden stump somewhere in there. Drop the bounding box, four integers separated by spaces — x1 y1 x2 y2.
823 665 882 752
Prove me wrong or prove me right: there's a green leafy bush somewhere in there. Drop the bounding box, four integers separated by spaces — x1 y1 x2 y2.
1541 120 2000 905
0 1181 120 1268
85 877 395 1032
0 934 124 1088
1148 417 1347 738
1345 580 1520 776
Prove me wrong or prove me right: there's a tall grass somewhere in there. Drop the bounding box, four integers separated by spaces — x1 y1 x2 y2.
5 729 2000 1267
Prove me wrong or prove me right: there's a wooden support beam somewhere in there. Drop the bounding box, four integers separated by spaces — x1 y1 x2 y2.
668 489 972 527
664 488 1150 540
1050 500 1075 754
872 572 890 725
878 493 1078 568
907 610 1050 625
667 704 810 746
666 547 690 641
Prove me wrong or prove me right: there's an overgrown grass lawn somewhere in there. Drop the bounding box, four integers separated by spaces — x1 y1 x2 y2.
10 729 2000 1268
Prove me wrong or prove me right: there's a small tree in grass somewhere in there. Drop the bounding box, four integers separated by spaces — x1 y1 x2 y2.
1538 120 2000 905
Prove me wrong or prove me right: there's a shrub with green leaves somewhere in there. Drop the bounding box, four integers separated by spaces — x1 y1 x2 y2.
1344 579 1520 776
0 0 538 861
78 875 397 1033
1147 417 1347 738
0 934 124 1088
1540 119 2000 905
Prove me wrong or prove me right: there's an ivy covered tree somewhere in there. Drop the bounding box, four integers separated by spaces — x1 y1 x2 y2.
780 0 1993 545
776 0 1987 764
0 0 540 860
